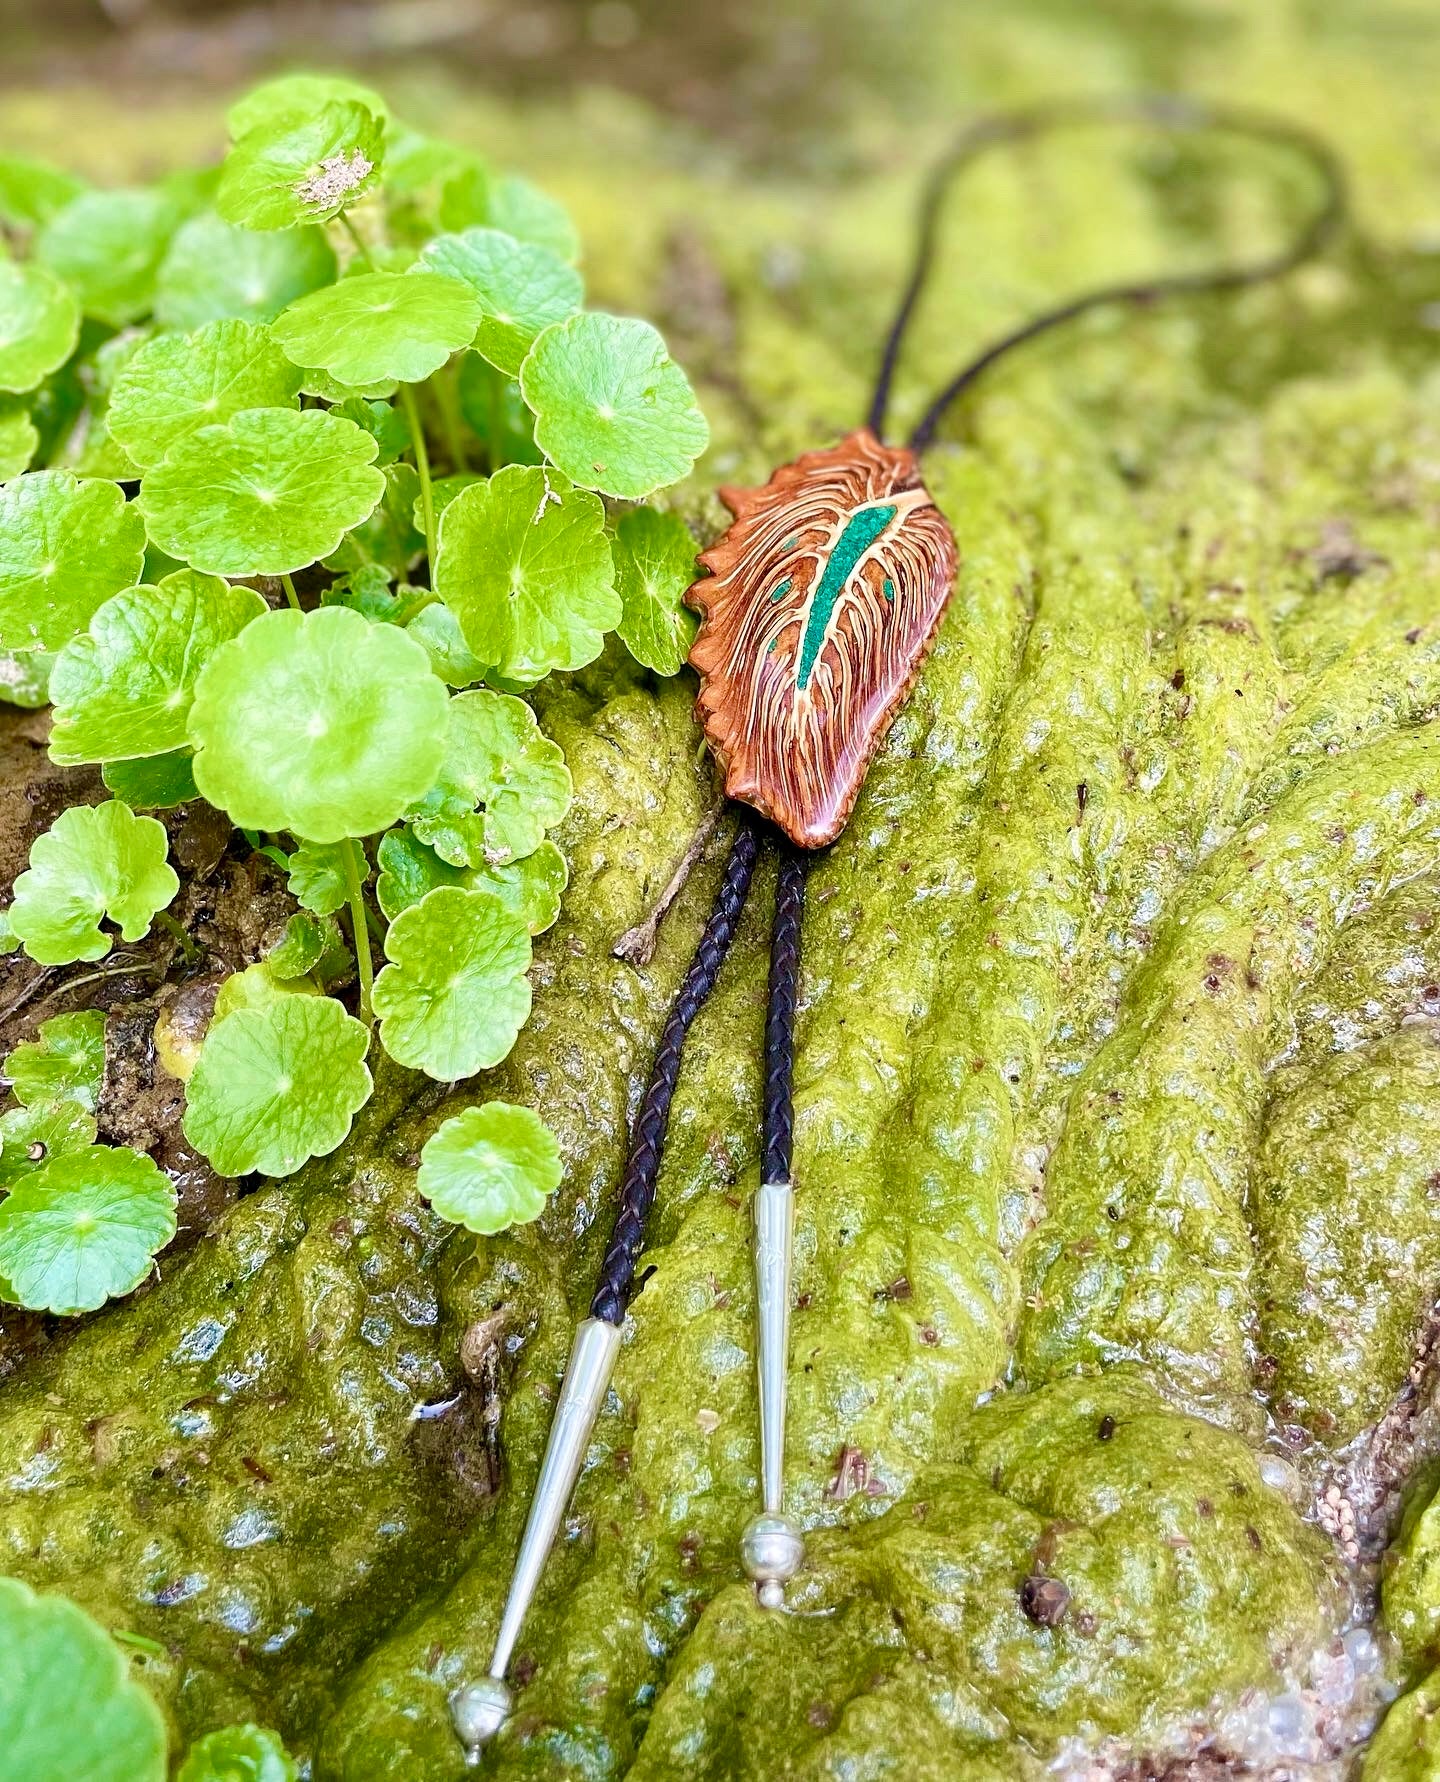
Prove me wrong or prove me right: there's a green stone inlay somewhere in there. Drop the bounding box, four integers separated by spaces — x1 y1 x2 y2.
883 577 895 602
770 577 792 603
781 535 797 551
796 503 896 688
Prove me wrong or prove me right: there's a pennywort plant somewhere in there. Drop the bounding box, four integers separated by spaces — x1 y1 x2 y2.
0 72 709 1317
0 1571 298 1781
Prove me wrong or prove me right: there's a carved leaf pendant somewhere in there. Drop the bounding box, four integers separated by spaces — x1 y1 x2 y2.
686 428 958 849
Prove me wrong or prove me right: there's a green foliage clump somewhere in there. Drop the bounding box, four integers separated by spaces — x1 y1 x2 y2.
0 1012 176 1313
0 71 709 1323
0 1576 167 1781
0 1570 298 1778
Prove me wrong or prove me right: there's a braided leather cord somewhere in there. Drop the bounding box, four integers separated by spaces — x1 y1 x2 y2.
762 848 807 1185
590 817 762 1324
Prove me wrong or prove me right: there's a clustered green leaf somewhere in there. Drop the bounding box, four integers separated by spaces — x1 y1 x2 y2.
0 69 705 1288
0 1576 167 1781
0 1571 298 1778
0 1013 179 1314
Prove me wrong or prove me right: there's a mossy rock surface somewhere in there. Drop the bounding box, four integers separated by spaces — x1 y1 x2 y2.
2 0 1440 1775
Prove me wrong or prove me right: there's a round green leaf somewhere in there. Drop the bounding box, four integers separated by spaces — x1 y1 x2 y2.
405 599 488 687
0 470 147 653
211 963 316 1024
295 364 397 404
264 909 340 980
520 312 708 500
0 155 87 230
0 1100 97 1190
613 505 701 676
404 598 488 687
0 400 39 482
321 564 399 621
0 261 80 395
474 838 567 935
137 407 385 577
0 1145 177 1315
217 101 384 231
270 271 482 388
0 1576 167 1782
156 211 337 330
0 645 52 706
187 604 449 841
178 1724 297 1782
227 74 388 139
375 829 566 935
372 886 531 1080
373 827 464 918
108 320 302 471
406 688 571 868
420 229 582 377
183 993 372 1177
5 1009 106 1110
286 840 350 915
8 800 179 966
417 1101 561 1234
50 571 266 764
433 465 619 684
103 751 199 809
36 188 182 326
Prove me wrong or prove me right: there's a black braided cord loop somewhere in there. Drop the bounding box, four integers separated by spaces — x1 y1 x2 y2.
762 848 807 1186
590 818 762 1325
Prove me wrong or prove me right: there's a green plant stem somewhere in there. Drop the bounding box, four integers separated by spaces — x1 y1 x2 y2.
401 382 438 574
432 367 469 473
154 909 202 965
341 839 375 1025
487 365 507 473
390 585 440 626
337 209 374 270
280 572 301 611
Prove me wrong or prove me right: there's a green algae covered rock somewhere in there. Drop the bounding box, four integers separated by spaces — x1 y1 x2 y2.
1363 1670 1440 1781
4 7 1440 1778
1384 1463 1440 1680
629 1373 1338 1780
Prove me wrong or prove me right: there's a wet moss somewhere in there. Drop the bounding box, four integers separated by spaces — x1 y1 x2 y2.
3 5 1440 1774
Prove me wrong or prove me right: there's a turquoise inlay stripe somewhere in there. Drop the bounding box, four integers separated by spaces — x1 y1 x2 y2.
795 504 896 689
883 577 895 603
770 577 792 603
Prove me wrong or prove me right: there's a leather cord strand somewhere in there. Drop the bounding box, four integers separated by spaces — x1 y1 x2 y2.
590 818 762 1324
762 847 807 1185
866 94 1346 450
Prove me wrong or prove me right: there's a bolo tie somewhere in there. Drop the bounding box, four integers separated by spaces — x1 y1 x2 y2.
451 94 1344 1758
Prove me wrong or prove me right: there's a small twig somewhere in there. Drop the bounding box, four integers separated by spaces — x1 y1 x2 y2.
613 807 724 968
31 955 160 1019
0 966 56 1028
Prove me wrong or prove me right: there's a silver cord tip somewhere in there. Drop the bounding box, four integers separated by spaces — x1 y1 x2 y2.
741 1510 803 1608
450 1676 513 1757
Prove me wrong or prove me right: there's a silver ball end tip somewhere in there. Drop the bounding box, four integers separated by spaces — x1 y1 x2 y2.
757 1578 786 1610
740 1511 804 1595
450 1676 512 1755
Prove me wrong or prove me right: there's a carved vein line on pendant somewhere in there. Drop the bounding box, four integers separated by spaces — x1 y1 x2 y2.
790 486 931 692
